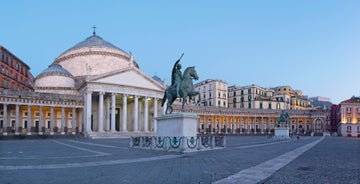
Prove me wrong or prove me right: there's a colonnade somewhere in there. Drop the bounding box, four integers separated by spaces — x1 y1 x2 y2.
197 114 325 134
83 91 160 134
0 102 82 135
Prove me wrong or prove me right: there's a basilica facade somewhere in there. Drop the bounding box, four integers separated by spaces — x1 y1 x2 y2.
0 32 165 138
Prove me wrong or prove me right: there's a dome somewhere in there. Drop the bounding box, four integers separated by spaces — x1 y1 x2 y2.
54 33 139 77
34 63 75 88
36 63 73 78
60 34 126 56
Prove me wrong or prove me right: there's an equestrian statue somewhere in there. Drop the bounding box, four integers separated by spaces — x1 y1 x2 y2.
161 53 201 114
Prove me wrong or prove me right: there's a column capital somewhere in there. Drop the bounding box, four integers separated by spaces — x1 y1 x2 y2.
99 91 105 95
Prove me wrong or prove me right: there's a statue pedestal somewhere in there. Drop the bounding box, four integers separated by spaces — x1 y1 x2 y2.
156 112 198 151
274 127 290 139
156 112 198 137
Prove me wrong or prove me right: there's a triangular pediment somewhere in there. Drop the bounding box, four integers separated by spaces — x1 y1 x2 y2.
88 67 165 91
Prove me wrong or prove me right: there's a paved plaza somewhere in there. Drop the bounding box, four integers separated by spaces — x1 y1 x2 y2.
0 135 359 184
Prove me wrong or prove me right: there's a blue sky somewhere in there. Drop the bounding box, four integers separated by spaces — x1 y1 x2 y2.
1 0 359 104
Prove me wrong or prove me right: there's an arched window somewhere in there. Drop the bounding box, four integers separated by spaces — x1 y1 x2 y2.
276 103 280 109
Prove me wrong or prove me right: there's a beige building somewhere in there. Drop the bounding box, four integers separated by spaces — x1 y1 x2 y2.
194 79 228 108
228 84 291 110
0 32 165 138
337 96 360 137
273 86 311 110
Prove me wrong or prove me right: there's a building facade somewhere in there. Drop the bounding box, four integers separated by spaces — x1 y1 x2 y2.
194 79 228 108
0 46 33 91
174 104 327 135
273 86 311 110
337 96 360 137
0 33 165 138
228 84 291 110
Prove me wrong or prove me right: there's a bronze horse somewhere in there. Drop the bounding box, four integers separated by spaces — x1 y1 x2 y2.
161 66 200 114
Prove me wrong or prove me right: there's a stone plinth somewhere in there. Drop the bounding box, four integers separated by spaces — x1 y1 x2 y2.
156 112 198 137
274 127 290 139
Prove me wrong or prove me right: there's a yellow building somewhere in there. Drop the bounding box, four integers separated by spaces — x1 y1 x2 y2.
273 86 311 110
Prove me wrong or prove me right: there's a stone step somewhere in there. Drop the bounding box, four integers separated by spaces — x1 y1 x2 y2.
86 132 156 139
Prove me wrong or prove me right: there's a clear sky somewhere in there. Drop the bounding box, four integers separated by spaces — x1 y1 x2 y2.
1 0 359 104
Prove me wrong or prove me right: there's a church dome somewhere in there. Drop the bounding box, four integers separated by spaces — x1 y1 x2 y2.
54 33 138 77
34 63 75 88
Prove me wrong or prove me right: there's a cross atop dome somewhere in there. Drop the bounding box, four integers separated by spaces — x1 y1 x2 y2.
92 25 97 35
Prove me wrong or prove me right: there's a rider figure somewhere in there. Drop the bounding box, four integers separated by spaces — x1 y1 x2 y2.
173 63 183 98
171 54 184 98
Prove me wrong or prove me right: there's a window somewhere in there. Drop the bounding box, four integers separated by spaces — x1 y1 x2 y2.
260 103 263 109
248 102 251 108
347 126 351 132
277 103 280 109
248 89 251 94
218 101 220 106
233 91 236 96
241 96 244 102
269 103 272 109
209 101 211 106
223 93 226 99
240 103 244 108
223 101 226 107
233 98 236 103
218 92 220 98
241 90 244 95
347 107 351 113
16 63 19 70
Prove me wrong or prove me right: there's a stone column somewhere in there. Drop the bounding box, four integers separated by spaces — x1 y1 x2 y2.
3 104 7 133
61 107 65 134
153 98 158 132
72 107 76 133
122 94 127 132
261 116 264 134
85 91 93 133
39 106 43 134
289 117 293 133
144 97 149 132
303 118 307 134
27 105 31 133
111 93 116 132
254 116 257 134
239 116 243 134
203 116 207 134
211 115 214 134
232 116 236 134
50 106 54 133
296 119 299 134
217 115 221 134
106 97 110 131
15 104 19 134
247 116 250 134
98 91 104 132
225 116 228 134
133 95 139 132
268 116 271 134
